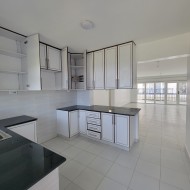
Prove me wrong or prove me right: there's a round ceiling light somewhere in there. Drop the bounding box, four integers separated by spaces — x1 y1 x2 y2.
80 20 94 30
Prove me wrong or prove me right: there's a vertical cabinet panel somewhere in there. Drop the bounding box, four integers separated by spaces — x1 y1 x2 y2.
115 114 129 147
62 47 69 90
94 50 104 89
39 43 47 69
69 110 79 137
102 113 114 143
47 46 61 71
22 34 41 90
105 47 117 89
79 110 87 134
118 43 132 88
86 52 94 89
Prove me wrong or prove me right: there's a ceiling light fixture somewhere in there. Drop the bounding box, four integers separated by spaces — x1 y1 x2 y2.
80 20 94 30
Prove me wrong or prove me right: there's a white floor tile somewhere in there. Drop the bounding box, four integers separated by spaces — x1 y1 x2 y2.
88 156 113 175
97 177 127 190
160 182 182 190
106 163 133 187
65 183 85 190
59 174 71 190
62 146 82 159
100 147 120 162
129 171 159 190
74 168 104 190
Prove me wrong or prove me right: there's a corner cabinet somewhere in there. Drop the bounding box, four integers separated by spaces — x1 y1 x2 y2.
0 29 41 91
86 52 94 89
8 121 37 142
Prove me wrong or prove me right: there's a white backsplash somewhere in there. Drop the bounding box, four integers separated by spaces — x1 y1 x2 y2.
0 90 77 143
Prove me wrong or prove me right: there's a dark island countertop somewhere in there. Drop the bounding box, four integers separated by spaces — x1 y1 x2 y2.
0 115 66 190
57 105 141 116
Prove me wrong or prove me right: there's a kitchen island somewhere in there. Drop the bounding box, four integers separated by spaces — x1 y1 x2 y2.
0 115 66 190
57 105 140 150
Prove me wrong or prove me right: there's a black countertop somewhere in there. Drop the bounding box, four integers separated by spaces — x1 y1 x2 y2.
0 115 66 190
57 105 141 116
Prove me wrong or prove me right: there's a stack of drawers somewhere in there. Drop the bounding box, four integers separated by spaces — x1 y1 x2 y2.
86 111 101 139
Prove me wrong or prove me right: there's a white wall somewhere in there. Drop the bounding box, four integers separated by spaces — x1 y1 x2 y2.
77 90 92 106
0 91 77 143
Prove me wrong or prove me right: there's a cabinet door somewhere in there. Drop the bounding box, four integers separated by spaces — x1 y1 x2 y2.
61 47 69 90
9 122 37 142
102 113 114 143
105 47 117 89
69 111 79 137
118 43 132 88
79 110 87 134
94 50 104 89
47 46 61 71
115 114 129 147
21 34 41 90
39 43 47 69
86 52 94 89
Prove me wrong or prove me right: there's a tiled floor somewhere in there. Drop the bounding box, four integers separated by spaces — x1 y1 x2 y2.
42 103 190 190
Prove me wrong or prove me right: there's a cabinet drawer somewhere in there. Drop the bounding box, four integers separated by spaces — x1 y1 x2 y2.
87 117 101 125
86 111 100 118
87 130 101 139
87 124 101 132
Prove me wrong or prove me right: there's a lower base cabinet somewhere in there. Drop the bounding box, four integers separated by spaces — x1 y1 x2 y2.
79 110 87 134
115 114 129 147
69 110 79 137
8 121 37 142
101 113 114 143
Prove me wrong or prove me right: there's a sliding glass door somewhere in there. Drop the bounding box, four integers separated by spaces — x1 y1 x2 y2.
155 82 165 104
178 81 187 105
146 83 154 103
137 83 145 103
167 83 177 104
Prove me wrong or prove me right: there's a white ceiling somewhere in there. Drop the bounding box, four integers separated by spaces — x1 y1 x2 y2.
0 0 190 52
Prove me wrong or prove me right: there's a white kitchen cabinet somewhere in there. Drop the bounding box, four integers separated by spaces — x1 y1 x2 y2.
79 110 87 134
8 121 37 142
62 47 69 90
105 46 117 89
118 42 136 88
47 46 61 71
0 29 41 91
94 50 104 89
101 113 114 143
69 110 79 136
115 114 129 147
86 52 94 89
39 43 47 69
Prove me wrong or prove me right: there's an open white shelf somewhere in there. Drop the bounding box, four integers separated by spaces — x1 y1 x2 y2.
0 49 26 58
0 70 27 74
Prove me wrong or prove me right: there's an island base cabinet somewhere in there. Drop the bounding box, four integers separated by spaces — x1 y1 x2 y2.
102 113 114 143
29 168 59 190
8 121 37 142
115 114 129 148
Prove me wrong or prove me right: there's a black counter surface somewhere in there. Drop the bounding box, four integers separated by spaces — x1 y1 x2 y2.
57 105 140 116
0 115 66 190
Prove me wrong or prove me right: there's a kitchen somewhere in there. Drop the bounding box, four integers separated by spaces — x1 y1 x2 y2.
1 0 190 190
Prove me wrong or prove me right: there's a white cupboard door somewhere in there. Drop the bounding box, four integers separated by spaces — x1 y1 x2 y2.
9 122 37 142
61 47 69 90
94 50 104 89
83 50 87 90
21 34 41 90
79 110 87 134
86 52 94 89
118 43 132 88
102 113 114 143
105 47 117 89
115 114 129 147
69 111 79 137
40 43 47 69
47 46 61 71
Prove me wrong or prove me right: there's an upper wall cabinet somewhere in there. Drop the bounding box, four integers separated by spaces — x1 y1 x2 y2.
39 43 62 90
0 28 41 91
62 47 69 90
118 42 136 89
94 50 105 89
86 52 94 89
105 46 117 89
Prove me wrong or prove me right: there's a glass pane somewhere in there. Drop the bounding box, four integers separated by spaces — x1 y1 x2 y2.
167 83 177 104
155 82 165 104
137 83 145 103
179 81 187 105
146 83 154 103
